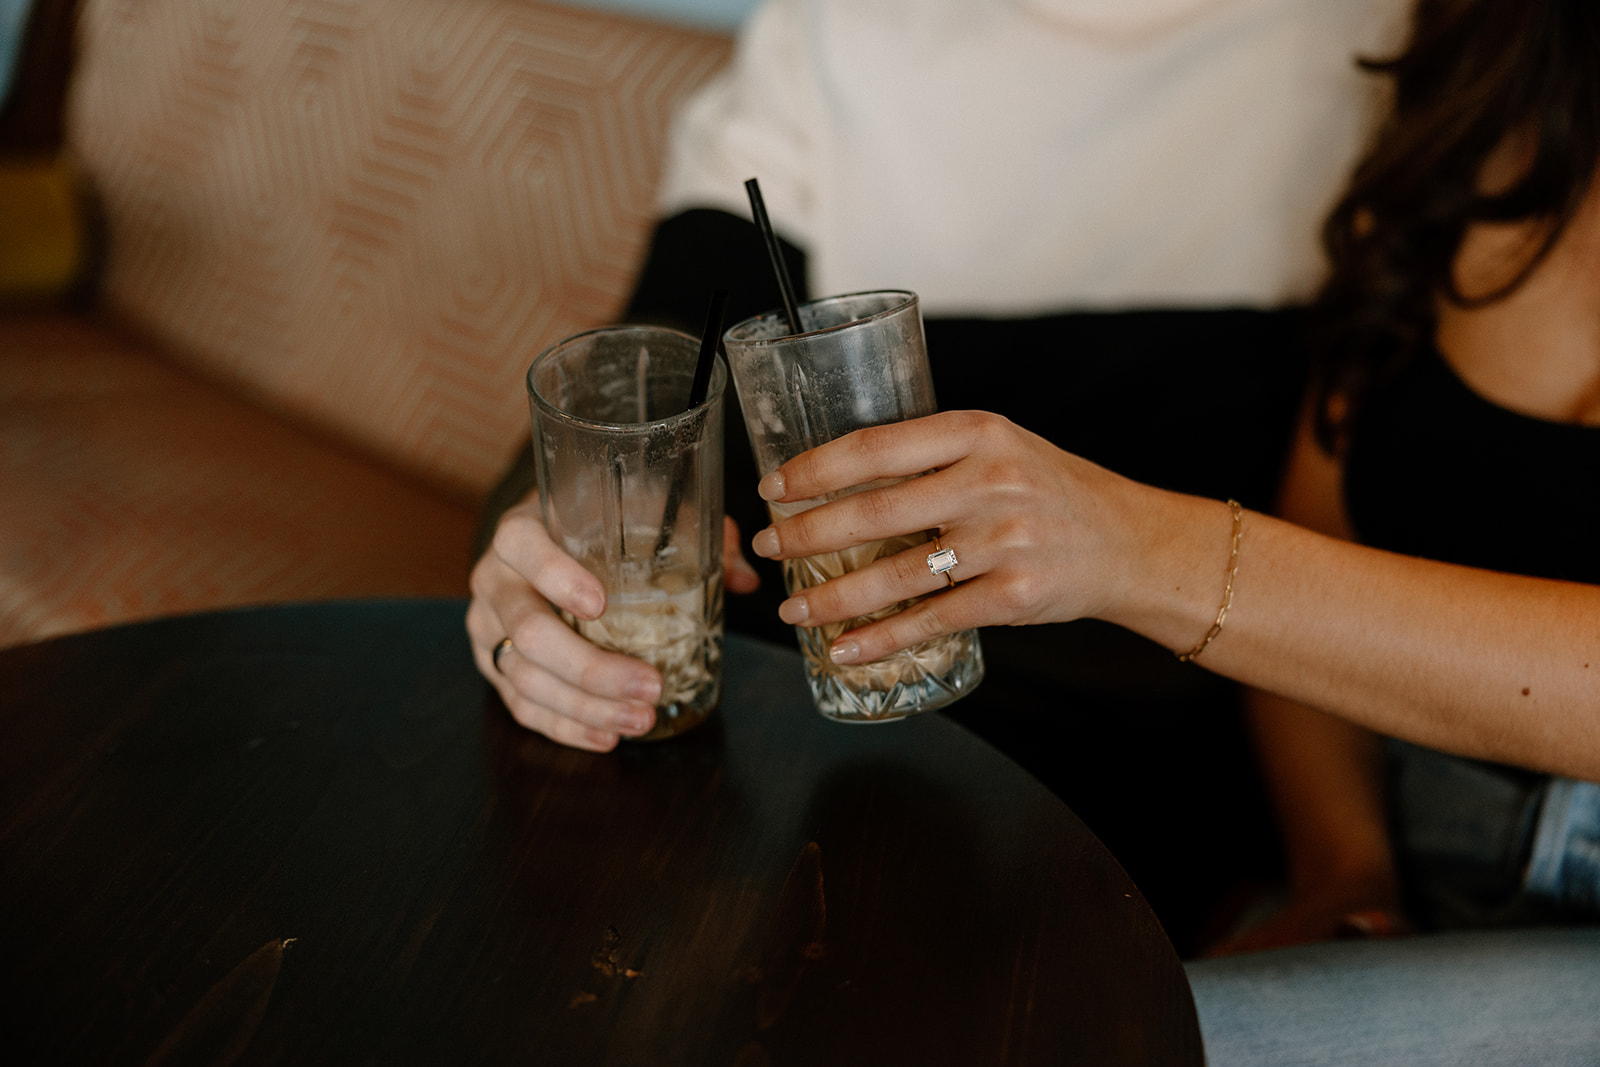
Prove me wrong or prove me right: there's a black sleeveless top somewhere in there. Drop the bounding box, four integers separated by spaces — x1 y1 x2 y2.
1343 343 1600 586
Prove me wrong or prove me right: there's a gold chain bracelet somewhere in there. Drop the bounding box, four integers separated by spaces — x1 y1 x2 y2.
1177 499 1243 663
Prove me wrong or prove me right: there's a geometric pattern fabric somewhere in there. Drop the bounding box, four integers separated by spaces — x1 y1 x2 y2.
0 314 480 647
69 0 733 499
1 1 731 647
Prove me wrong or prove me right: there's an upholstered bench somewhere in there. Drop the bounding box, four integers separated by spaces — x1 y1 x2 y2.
0 0 739 646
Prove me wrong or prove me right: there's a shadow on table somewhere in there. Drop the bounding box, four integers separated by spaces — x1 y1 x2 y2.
709 754 1194 1066
942 619 1285 958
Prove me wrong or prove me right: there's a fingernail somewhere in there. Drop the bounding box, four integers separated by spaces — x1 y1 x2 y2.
829 638 860 664
758 471 786 501
618 707 654 735
778 596 809 625
752 527 779 558
627 675 662 704
575 590 605 619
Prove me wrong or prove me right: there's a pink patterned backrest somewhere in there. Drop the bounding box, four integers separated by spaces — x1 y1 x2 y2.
67 0 732 500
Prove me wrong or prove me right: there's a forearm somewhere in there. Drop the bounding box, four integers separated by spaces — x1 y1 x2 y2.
1244 687 1395 893
1111 487 1600 779
750 411 1599 779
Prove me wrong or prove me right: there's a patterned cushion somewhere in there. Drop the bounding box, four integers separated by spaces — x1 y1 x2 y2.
67 0 733 498
0 314 477 647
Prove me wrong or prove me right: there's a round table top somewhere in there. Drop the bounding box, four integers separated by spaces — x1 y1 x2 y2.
0 599 1202 1066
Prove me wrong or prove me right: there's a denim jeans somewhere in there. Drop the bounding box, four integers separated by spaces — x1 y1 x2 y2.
1526 776 1600 915
1187 747 1600 1065
1187 926 1600 1066
1388 742 1600 927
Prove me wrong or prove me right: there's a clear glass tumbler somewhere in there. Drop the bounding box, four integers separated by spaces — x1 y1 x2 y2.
527 326 726 740
722 291 984 723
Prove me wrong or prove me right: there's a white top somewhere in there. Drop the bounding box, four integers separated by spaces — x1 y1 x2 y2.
659 0 1409 314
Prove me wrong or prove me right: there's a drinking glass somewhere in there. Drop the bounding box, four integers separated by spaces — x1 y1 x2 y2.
527 326 726 740
723 291 984 722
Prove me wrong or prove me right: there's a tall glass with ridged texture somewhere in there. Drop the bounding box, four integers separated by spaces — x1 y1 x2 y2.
527 326 726 740
722 291 984 723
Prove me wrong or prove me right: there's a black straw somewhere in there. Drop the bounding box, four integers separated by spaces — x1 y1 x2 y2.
654 288 729 559
744 177 802 335
689 287 728 407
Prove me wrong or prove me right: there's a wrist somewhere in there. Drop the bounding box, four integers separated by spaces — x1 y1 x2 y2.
1177 498 1242 662
1101 489 1247 658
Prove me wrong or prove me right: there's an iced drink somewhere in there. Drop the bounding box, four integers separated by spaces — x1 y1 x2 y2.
724 292 983 722
764 484 983 723
564 553 723 740
528 325 727 741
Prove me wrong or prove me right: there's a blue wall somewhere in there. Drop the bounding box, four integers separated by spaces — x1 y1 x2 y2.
1 0 35 104
554 0 763 32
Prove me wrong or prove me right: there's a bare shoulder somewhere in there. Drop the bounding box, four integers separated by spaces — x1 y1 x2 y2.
1438 171 1600 426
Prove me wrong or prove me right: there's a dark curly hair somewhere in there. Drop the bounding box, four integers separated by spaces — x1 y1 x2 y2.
1312 0 1600 451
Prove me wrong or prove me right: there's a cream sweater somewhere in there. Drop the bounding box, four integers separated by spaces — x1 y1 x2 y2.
659 0 1407 314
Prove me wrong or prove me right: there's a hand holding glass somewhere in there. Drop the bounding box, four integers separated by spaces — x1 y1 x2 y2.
526 326 726 740
723 290 984 722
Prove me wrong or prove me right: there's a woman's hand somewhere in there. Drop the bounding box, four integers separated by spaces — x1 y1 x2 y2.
467 496 759 750
749 410 1146 665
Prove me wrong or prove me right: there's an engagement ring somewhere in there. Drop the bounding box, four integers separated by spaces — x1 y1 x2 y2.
926 539 959 588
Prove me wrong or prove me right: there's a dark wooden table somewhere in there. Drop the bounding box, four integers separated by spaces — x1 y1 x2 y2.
0 599 1203 1066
